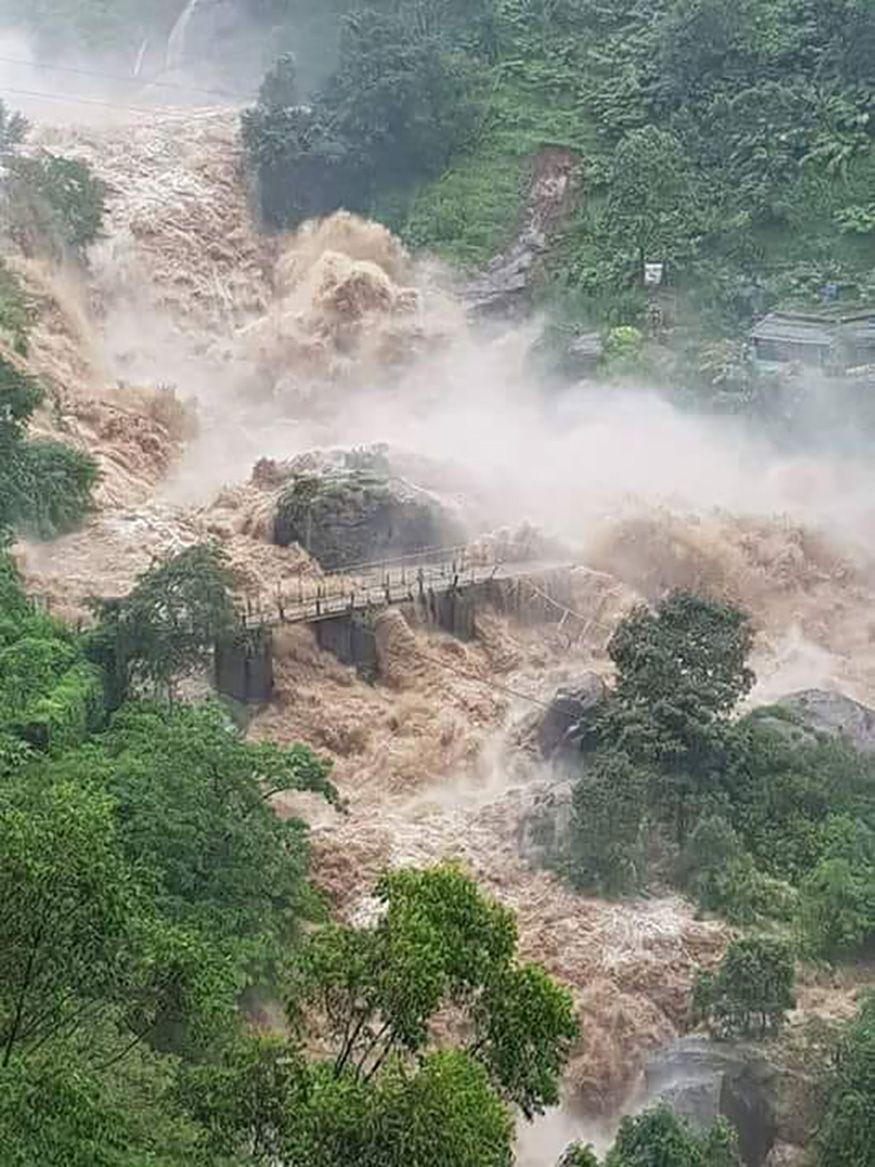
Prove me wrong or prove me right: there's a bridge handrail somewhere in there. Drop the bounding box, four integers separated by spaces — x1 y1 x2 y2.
320 543 475 577
234 557 574 630
237 558 499 627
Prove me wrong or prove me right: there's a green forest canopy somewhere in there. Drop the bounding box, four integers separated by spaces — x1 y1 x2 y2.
566 590 875 962
236 0 875 362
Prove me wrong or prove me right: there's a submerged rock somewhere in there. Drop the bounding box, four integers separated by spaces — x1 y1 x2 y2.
537 672 607 759
518 780 574 870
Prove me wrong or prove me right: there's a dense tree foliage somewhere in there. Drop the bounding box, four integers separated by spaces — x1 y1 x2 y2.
184 864 576 1165
560 1105 741 1167
237 0 875 418
606 1104 740 1167
0 356 98 540
86 543 237 707
818 994 875 1167
0 558 102 756
569 750 649 895
0 550 582 1164
569 590 755 882
243 4 478 225
0 547 339 1162
184 1037 515 1167
567 590 875 962
4 151 108 257
0 258 31 355
289 865 577 1114
1 99 107 258
693 936 796 1040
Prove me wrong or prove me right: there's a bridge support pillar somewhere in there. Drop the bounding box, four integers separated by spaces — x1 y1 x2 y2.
315 614 379 677
215 628 274 704
428 587 476 640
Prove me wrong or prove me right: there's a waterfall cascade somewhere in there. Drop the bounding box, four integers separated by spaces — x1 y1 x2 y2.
165 0 202 71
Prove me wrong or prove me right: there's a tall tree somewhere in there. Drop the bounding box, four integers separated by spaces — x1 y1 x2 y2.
604 127 702 276
693 936 796 1039
92 701 335 951
0 780 141 1067
87 544 237 707
605 1104 741 1167
183 864 575 1165
818 994 875 1167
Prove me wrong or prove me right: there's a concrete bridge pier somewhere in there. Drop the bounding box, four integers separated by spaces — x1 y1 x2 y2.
314 613 380 676
215 628 275 704
421 584 477 641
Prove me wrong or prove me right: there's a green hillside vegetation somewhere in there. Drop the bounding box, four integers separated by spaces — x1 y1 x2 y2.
818 993 875 1167
2 544 868 1162
1 100 108 260
240 0 875 393
0 354 98 539
565 591 875 965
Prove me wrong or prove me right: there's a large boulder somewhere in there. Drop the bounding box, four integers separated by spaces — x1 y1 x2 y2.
537 672 607 759
764 1144 807 1167
273 468 465 571
773 689 875 753
644 1037 778 1167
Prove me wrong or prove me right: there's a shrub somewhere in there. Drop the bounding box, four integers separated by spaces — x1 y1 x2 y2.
4 151 108 257
0 261 32 355
13 439 99 538
568 751 650 895
796 856 875 963
11 660 104 752
818 995 875 1167
0 355 98 539
680 817 796 924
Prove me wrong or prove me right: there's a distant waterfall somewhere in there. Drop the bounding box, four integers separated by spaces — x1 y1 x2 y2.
165 0 202 71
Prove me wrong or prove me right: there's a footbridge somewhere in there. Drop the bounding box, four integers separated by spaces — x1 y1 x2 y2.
235 545 575 626
216 545 589 703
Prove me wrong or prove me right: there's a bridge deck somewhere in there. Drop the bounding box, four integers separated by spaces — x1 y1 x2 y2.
237 555 575 627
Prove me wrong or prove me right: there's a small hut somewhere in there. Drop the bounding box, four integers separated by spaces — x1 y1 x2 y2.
750 307 875 372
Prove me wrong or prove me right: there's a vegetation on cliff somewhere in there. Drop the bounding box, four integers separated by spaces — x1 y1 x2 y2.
819 994 875 1167
238 0 875 405
566 590 875 964
1 99 107 259
0 355 97 540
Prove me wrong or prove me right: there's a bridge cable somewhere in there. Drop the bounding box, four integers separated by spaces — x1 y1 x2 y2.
0 54 254 101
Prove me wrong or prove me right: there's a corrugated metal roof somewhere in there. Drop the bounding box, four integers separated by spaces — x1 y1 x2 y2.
847 321 875 344
751 316 833 346
752 308 875 344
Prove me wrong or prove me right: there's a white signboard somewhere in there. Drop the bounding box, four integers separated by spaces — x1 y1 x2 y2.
644 262 664 287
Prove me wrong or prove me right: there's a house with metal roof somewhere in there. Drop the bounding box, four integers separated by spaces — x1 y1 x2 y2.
750 308 875 372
